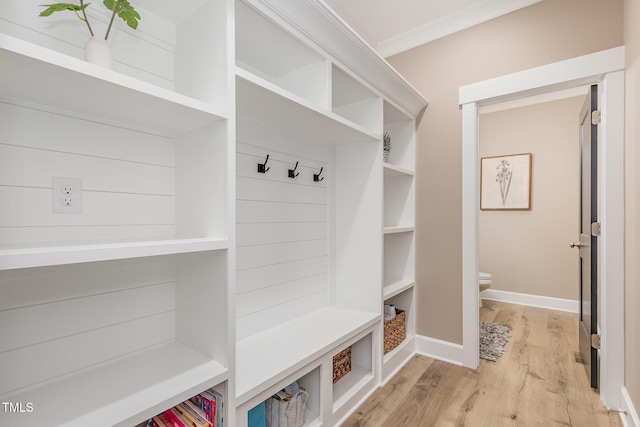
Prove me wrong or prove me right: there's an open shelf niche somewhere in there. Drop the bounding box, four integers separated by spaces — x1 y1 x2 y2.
332 65 382 135
383 101 415 171
0 0 228 106
0 251 230 427
240 365 321 427
331 331 375 416
382 288 415 382
235 0 329 108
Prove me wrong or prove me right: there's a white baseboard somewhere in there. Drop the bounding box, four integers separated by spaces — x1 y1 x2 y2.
415 335 463 366
620 386 640 427
482 289 579 313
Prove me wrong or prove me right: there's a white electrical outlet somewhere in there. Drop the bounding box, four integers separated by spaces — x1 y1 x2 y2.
53 177 82 213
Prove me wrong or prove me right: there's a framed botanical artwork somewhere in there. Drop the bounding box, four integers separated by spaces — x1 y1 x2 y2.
480 153 532 210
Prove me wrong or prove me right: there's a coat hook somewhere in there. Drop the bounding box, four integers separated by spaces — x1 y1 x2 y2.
258 154 270 173
313 167 324 182
288 161 300 178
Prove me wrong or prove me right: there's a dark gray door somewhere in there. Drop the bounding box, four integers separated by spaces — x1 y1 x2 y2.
574 84 598 388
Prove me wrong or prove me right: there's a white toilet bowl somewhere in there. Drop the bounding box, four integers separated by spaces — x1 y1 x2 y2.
479 272 492 307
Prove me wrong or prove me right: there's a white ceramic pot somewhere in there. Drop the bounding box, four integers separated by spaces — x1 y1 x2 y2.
85 36 113 69
383 149 390 163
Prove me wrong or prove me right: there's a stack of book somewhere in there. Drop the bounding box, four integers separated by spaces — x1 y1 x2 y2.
147 388 224 427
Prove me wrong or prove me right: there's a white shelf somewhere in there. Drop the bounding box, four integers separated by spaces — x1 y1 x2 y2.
382 336 415 383
0 34 227 135
236 67 380 145
0 342 228 427
235 307 379 405
383 279 415 300
0 237 228 270
383 163 415 177
332 366 374 412
383 226 415 234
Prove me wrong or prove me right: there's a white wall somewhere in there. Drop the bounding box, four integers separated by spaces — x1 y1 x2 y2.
479 96 585 301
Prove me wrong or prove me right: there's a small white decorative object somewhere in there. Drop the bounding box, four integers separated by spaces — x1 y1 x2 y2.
383 131 391 163
84 36 113 69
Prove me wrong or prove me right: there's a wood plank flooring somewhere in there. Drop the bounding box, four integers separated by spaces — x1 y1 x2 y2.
343 300 622 427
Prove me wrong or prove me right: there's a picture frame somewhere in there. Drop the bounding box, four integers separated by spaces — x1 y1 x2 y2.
480 153 532 210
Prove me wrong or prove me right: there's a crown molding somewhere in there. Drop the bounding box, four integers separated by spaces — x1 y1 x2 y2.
378 0 542 58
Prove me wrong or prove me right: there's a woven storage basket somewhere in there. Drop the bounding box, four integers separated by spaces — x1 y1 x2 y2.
383 309 406 354
332 346 352 383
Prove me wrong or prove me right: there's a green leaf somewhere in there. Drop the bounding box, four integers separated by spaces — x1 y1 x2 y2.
39 3 89 17
103 0 140 30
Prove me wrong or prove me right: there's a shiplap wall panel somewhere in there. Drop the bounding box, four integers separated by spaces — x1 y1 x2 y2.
0 144 174 194
0 311 175 396
236 142 328 340
236 291 327 342
0 225 174 245
0 187 174 226
0 282 174 353
0 256 177 396
237 222 326 247
237 177 326 205
0 102 176 244
237 200 327 223
236 274 326 317
0 256 174 310
236 256 326 294
236 240 328 270
0 103 175 166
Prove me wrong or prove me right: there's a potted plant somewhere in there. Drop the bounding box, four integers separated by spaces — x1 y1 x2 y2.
39 0 141 69
383 132 392 163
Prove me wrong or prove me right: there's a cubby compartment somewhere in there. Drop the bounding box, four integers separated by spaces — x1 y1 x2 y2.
383 101 415 171
332 332 374 412
382 288 415 381
383 171 415 229
383 231 415 292
0 96 229 270
0 1 228 106
236 0 328 108
238 363 321 427
332 65 381 135
144 382 227 427
0 251 229 426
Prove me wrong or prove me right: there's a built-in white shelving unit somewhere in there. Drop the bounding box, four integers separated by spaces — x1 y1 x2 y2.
0 0 234 424
382 100 418 382
1 0 426 424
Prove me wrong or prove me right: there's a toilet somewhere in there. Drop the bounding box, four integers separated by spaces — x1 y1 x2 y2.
479 272 492 307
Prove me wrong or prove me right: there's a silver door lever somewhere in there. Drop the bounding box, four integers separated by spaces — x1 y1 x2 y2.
570 242 585 248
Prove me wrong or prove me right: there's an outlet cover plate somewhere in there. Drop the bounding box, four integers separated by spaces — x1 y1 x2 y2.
53 177 82 214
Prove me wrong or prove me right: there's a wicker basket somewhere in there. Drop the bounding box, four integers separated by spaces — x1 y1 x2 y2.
332 346 352 383
383 309 407 354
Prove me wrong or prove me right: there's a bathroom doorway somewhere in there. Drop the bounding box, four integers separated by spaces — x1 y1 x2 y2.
477 90 587 313
459 47 625 407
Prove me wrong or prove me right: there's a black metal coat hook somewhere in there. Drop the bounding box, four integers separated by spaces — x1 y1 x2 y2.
313 167 324 182
258 154 270 173
288 161 300 178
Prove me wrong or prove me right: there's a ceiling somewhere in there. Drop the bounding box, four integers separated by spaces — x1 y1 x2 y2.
322 0 543 57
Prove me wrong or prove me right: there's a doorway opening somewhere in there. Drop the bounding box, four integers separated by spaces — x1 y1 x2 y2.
459 46 625 408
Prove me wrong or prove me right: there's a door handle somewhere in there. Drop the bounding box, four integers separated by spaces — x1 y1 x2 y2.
570 241 585 248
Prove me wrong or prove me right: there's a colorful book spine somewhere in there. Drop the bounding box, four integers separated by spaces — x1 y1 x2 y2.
190 393 216 424
163 408 187 427
183 400 212 426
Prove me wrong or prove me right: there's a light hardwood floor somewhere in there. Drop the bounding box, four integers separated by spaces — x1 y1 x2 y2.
344 300 623 426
